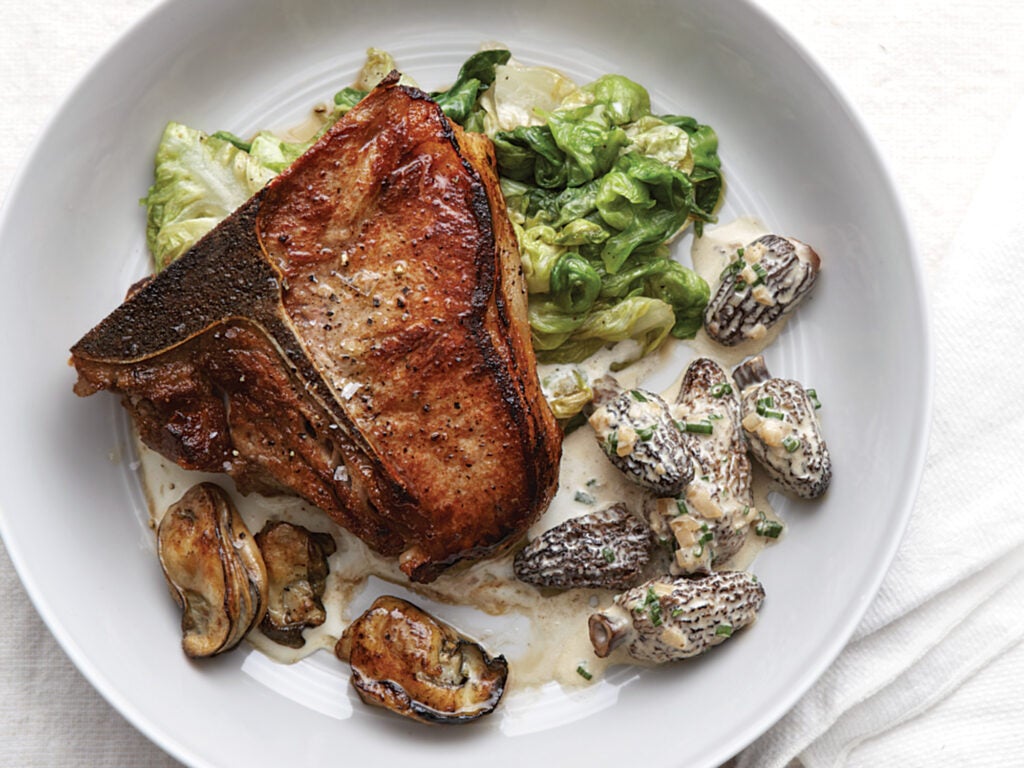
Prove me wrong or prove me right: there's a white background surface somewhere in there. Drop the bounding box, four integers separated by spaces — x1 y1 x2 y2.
1 1 1022 766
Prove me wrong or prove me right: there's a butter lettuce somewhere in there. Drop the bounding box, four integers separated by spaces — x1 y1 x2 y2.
487 70 719 363
142 47 723 369
530 295 677 365
143 122 278 271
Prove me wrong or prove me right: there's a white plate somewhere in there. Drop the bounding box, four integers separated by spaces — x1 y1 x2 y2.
0 0 931 766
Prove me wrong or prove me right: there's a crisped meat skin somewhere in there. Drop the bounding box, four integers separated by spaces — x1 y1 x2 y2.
71 75 562 582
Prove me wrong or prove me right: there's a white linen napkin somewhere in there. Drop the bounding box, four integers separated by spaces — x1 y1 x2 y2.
735 98 1024 767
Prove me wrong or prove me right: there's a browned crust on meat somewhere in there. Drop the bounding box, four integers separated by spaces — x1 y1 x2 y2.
70 76 562 581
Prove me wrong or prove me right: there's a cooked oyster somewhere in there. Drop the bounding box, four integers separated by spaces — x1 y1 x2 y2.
588 571 765 664
649 357 756 573
585 376 694 496
514 503 654 590
704 234 820 345
255 521 336 649
156 483 268 658
734 355 832 499
336 596 508 724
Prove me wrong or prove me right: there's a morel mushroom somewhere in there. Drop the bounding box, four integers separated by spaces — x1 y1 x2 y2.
156 483 268 658
336 596 508 724
734 355 832 499
650 357 756 573
585 376 694 496
255 521 337 649
704 234 820 345
514 504 654 590
589 571 765 664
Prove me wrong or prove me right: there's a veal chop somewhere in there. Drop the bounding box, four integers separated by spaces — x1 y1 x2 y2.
71 74 562 582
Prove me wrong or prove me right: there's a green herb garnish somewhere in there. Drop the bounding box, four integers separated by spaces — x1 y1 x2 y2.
756 396 785 420
576 665 593 681
683 420 714 434
604 430 619 455
710 382 732 398
755 511 784 539
715 623 734 637
637 425 657 441
644 587 663 626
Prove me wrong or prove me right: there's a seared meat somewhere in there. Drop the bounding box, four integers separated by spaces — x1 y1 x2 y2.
71 75 562 582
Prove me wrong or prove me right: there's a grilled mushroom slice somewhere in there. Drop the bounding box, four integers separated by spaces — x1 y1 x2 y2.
650 357 756 573
336 596 508 724
734 355 832 499
255 521 337 649
156 483 268 658
588 571 765 663
585 376 694 496
704 234 820 345
514 504 654 590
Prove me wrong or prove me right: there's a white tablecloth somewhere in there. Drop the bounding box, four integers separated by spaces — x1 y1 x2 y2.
2 2 1022 765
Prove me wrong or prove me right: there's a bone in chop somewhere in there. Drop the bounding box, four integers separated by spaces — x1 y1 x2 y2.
70 73 563 583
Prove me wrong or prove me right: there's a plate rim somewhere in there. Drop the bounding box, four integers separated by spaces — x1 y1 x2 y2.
0 0 934 765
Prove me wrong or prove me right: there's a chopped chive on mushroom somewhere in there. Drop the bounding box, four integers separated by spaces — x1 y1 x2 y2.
755 398 786 419
755 396 777 417
637 425 657 441
644 587 663 626
604 430 619 455
755 512 784 539
715 623 734 637
576 665 593 681
751 262 768 285
630 389 649 403
806 388 822 409
683 420 714 435
574 490 596 505
671 607 685 617
720 258 745 279
734 279 748 293
675 499 689 516
782 435 801 453
601 547 616 564
710 382 733 398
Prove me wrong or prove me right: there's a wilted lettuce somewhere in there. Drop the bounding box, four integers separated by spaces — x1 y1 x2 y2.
490 72 719 363
332 48 511 129
530 295 677 365
540 367 593 421
144 122 278 271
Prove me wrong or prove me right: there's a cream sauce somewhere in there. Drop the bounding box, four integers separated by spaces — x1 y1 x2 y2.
137 216 791 691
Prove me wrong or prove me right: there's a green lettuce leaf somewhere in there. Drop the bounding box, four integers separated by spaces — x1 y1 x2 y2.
580 74 651 125
530 295 676 364
431 48 511 127
143 122 277 271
